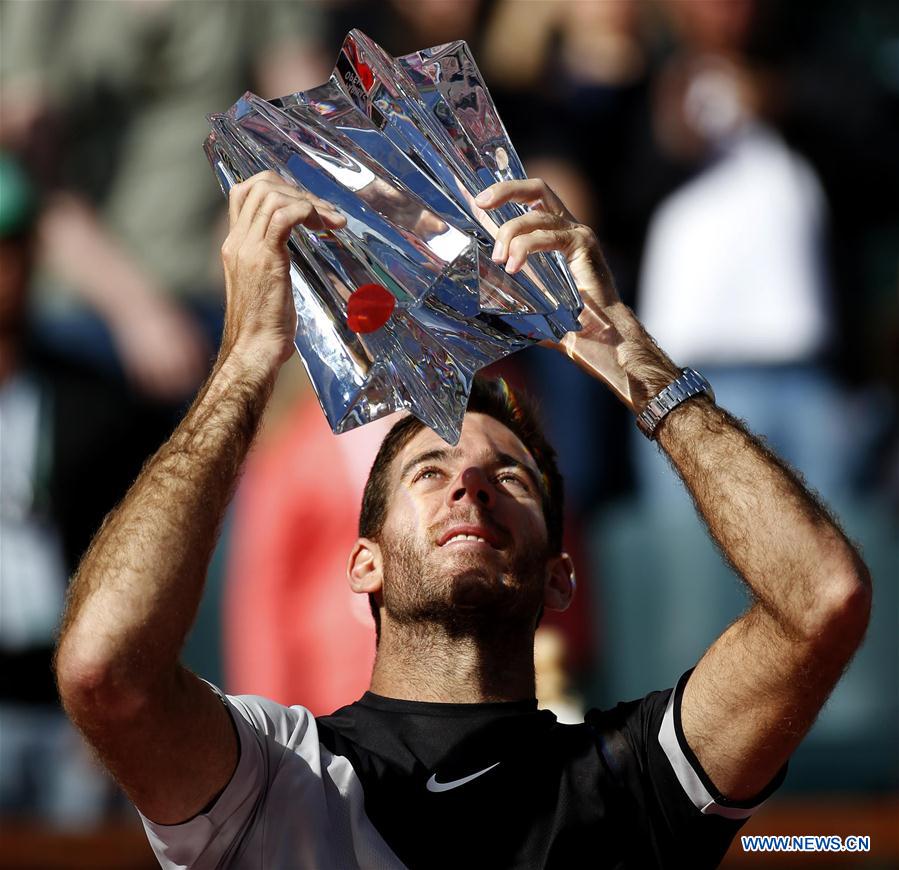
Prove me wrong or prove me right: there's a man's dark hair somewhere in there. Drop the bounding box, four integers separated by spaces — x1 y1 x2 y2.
358 376 564 643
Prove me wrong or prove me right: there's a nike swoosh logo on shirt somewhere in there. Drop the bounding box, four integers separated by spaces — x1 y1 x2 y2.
426 762 501 793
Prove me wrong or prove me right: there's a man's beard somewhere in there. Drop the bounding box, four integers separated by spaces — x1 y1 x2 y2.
379 526 547 639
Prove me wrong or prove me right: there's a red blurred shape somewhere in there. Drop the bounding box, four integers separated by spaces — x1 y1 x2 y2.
347 283 395 333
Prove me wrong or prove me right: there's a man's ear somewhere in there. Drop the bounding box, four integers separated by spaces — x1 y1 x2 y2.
347 537 383 595
543 552 575 613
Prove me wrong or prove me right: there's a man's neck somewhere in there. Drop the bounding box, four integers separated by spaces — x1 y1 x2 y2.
368 617 536 703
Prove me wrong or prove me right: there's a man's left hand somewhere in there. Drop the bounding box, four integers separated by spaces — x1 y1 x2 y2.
476 179 678 411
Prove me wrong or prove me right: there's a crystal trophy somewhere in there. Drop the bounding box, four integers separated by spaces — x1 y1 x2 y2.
205 30 582 444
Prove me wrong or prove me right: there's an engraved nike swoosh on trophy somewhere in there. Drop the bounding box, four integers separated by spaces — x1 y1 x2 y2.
426 762 501 793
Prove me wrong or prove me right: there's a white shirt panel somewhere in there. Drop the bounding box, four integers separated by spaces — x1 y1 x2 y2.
140 688 405 869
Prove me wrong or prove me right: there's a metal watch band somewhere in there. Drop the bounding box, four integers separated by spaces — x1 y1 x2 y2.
635 368 715 440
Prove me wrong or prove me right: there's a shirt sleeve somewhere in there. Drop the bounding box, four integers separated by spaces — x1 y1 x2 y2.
138 682 318 870
655 668 788 820
586 668 788 867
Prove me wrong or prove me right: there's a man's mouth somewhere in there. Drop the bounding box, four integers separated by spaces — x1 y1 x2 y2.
443 533 491 546
437 525 503 549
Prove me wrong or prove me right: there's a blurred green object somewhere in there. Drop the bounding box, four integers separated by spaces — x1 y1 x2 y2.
0 151 37 238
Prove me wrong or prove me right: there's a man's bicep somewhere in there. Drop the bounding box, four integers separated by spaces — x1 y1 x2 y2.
80 667 239 825
680 602 842 802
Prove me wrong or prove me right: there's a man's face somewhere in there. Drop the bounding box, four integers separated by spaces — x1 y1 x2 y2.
373 412 554 634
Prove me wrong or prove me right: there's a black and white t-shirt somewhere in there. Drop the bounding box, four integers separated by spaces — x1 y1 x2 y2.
140 670 787 869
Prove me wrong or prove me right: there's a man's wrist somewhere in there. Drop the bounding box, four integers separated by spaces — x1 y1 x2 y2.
601 304 682 411
635 368 716 440
560 302 681 412
211 339 284 402
222 334 286 376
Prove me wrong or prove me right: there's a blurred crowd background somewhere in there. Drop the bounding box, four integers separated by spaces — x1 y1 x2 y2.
0 0 896 866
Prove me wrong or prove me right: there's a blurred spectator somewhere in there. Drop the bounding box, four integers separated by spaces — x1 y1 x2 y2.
224 385 397 716
483 0 692 307
635 120 844 501
0 0 330 401
0 153 171 826
327 0 490 56
747 0 899 393
633 0 889 504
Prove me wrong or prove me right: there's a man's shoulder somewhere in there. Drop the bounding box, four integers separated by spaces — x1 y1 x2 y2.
584 683 675 739
205 683 320 751
580 678 686 792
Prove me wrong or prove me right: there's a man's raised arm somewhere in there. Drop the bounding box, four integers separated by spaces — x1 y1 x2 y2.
54 172 346 824
479 178 872 802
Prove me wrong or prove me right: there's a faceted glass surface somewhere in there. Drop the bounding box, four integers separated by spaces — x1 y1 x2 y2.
205 30 581 444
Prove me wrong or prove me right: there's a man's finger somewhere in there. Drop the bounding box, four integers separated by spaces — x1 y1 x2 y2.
231 177 284 240
505 228 573 274
228 170 285 223
264 201 345 247
474 178 568 217
235 181 334 244
301 188 346 218
228 180 251 227
491 211 568 263
229 171 341 236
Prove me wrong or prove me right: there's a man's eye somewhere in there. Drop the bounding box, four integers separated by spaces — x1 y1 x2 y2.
414 467 442 482
497 472 528 490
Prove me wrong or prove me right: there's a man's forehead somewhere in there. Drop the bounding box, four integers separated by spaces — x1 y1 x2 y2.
394 412 540 478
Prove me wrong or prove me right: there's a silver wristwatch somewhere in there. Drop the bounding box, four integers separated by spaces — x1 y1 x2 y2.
635 368 715 440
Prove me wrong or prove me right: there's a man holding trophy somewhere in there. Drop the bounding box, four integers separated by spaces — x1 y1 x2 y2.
54 34 870 869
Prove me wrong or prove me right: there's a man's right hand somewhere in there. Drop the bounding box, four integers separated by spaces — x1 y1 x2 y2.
220 170 346 372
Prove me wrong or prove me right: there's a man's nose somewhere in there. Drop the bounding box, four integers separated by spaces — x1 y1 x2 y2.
449 466 495 508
